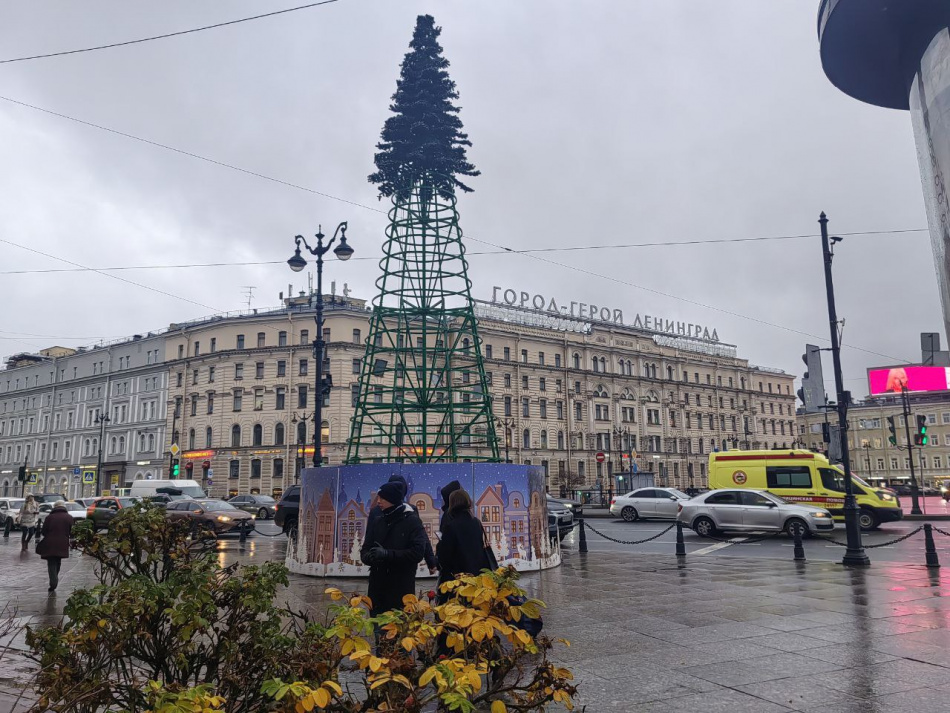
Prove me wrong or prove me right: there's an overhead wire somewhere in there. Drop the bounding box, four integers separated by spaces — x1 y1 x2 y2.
0 94 921 365
0 229 932 276
0 0 343 65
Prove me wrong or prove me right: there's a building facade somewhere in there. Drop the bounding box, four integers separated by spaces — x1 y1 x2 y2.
796 389 950 489
0 291 795 500
162 292 795 499
0 336 169 498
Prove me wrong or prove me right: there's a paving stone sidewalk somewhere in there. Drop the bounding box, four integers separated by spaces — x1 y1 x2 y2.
3 534 950 712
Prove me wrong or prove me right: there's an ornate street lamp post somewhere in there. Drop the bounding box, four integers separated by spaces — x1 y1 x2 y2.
287 223 354 468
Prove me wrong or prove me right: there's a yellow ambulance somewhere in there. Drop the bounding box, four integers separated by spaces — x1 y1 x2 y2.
708 450 902 530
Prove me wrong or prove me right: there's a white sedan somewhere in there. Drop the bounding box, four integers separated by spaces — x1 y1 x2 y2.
37 501 87 525
610 487 692 522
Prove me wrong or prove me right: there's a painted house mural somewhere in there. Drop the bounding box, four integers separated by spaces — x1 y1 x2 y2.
289 464 558 577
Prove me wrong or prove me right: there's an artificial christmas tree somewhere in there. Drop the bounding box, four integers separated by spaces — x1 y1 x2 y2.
348 15 498 463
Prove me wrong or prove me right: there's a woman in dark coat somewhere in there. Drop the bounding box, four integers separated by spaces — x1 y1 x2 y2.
36 501 73 592
436 489 492 581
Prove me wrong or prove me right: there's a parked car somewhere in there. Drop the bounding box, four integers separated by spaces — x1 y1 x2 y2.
28 492 66 504
610 487 692 522
74 498 101 508
274 485 300 535
547 494 583 518
228 494 278 520
0 498 24 531
165 499 253 534
678 488 834 538
38 501 86 525
547 499 574 541
87 497 137 530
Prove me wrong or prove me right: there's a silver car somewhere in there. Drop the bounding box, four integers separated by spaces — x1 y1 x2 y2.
678 488 834 538
610 487 691 522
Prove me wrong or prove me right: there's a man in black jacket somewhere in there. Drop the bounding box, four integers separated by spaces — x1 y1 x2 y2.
367 474 438 573
361 481 428 616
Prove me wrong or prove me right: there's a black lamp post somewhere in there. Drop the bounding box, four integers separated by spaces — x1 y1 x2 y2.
288 222 354 468
819 213 868 566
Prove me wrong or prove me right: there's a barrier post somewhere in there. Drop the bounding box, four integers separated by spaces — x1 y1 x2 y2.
578 518 588 553
793 528 806 561
924 524 940 568
675 521 686 558
239 522 248 544
2 517 10 538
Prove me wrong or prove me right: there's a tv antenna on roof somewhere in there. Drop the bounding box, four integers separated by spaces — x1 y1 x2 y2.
241 286 256 309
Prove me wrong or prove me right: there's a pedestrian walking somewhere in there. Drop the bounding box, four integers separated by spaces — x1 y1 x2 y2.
360 481 427 616
436 489 493 580
35 501 72 593
367 474 439 574
16 494 39 551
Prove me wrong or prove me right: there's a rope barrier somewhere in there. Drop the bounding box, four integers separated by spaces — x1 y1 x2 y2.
931 524 950 539
812 526 925 549
582 520 676 545
250 524 288 538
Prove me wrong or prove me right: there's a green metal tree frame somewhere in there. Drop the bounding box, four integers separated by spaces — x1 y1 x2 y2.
346 175 499 463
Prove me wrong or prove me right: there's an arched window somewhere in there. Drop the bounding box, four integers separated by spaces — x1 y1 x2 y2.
118 436 125 452
110 436 117 453
148 434 155 452
275 423 285 446
599 357 606 372
188 428 196 450
593 385 608 398
650 364 657 379
557 431 564 449
642 362 650 377
321 420 330 444
592 357 600 373
522 429 530 449
573 353 581 370
252 424 263 446
540 430 548 449
205 427 213 448
231 424 241 447
297 421 307 443
415 499 426 511
667 365 674 380
462 337 470 352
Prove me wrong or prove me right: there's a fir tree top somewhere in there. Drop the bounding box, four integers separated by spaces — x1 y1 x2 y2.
369 14 479 200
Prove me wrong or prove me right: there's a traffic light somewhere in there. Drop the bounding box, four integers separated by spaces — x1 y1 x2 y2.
798 345 826 413
17 465 26 482
887 416 897 445
185 462 194 476
915 414 929 446
171 459 180 478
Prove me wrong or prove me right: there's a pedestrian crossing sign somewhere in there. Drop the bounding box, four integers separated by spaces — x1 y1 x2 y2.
27 473 37 485
82 470 96 484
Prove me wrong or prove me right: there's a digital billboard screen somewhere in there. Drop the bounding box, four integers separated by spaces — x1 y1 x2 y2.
868 366 950 395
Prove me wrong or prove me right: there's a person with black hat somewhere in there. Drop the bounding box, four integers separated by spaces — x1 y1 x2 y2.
361 480 428 616
367 474 438 574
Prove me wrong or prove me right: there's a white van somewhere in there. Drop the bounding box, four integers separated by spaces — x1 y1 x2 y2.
129 479 206 501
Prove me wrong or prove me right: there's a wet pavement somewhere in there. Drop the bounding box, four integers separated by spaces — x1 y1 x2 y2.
4 525 950 712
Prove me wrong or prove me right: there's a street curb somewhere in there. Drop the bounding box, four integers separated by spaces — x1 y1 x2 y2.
577 510 616 519
904 514 950 521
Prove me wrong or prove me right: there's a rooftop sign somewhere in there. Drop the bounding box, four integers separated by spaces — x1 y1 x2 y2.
488 285 720 342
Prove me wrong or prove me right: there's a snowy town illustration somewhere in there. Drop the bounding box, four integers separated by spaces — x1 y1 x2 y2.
286 463 561 577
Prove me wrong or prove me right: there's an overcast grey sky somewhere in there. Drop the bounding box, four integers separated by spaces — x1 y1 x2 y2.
0 1 938 399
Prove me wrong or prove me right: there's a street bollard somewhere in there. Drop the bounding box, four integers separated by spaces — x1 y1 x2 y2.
793 528 806 562
675 521 686 557
578 518 588 553
2 517 10 538
924 524 940 568
239 522 248 544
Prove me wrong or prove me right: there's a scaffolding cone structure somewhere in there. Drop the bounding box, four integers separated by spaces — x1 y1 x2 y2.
346 175 499 463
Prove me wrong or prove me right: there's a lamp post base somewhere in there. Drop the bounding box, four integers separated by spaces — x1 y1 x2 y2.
841 496 870 567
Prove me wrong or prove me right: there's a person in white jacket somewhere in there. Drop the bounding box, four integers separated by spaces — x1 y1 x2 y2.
17 494 39 551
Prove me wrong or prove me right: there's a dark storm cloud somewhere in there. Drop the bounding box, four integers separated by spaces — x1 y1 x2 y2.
0 1 936 396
